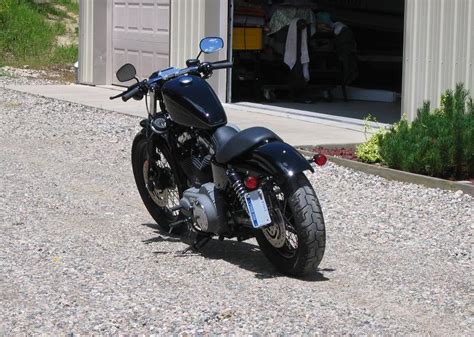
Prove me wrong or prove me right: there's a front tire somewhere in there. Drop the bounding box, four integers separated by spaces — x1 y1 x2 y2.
131 132 186 233
256 173 325 276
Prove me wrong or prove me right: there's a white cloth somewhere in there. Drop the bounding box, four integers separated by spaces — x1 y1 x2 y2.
284 18 310 81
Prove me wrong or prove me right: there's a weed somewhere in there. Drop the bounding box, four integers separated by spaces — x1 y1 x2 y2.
356 114 385 164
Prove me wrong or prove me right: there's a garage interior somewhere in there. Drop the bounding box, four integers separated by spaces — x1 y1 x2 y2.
229 0 405 124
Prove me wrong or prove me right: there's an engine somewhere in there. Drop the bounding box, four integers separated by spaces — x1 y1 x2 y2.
179 183 229 235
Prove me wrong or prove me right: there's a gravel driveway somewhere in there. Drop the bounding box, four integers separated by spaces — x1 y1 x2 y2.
1 73 473 335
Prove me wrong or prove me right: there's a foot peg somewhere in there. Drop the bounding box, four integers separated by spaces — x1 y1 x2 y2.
168 217 191 233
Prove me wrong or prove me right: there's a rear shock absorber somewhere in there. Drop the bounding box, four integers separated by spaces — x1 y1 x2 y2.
227 170 248 214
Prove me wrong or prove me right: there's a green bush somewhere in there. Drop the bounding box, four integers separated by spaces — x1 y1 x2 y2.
377 84 474 180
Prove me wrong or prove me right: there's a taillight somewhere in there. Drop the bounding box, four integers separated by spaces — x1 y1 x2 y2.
244 176 258 190
313 154 327 166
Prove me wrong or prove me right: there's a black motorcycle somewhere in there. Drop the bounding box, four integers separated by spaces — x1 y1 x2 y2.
111 37 326 276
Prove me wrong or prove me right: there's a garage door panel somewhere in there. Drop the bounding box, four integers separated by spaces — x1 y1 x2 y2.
112 41 169 78
156 6 169 31
112 0 169 85
113 31 168 44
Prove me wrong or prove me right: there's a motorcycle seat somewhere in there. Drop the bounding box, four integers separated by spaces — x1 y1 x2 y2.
212 126 282 164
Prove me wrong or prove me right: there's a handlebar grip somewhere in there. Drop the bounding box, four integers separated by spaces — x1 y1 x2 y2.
211 61 233 70
122 85 142 102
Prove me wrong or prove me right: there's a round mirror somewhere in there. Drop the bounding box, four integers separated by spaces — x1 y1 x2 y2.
116 63 137 82
199 37 224 54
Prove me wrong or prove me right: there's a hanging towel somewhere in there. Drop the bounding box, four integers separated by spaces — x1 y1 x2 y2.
284 18 310 81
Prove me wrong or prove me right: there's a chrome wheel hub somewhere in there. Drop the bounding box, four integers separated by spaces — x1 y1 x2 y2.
143 160 179 211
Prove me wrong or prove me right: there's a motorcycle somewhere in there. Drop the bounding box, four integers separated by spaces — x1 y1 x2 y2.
110 37 326 276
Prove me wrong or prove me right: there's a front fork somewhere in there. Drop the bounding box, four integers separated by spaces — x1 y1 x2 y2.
140 117 163 193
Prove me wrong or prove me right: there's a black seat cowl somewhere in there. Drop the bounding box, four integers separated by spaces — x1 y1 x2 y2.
214 126 282 164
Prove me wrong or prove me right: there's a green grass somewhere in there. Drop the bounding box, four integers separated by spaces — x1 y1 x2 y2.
50 44 78 64
56 0 79 13
0 0 78 68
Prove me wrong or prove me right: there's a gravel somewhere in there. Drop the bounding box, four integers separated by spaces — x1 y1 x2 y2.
0 72 472 335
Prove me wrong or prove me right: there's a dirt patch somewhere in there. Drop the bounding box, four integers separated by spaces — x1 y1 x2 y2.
44 4 78 47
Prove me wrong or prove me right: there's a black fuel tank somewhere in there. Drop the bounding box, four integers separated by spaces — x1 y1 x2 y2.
162 75 227 129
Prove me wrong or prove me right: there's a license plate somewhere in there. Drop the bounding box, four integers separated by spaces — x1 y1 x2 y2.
244 189 272 228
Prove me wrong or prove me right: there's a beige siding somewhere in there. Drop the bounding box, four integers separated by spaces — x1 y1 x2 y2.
78 0 94 84
403 0 474 120
170 0 206 68
170 0 229 100
78 0 110 84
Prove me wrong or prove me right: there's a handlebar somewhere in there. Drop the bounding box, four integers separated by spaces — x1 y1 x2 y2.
210 61 233 70
122 84 142 102
111 60 233 101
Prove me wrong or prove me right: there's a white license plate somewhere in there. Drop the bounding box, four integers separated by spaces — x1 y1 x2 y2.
244 189 272 228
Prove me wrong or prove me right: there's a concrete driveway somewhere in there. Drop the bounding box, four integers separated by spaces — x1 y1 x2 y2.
5 83 373 146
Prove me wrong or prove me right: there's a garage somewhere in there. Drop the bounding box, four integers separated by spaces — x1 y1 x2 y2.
79 0 473 123
229 0 405 124
111 0 170 85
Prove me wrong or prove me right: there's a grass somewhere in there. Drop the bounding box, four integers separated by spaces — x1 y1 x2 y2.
56 0 79 13
50 45 78 65
0 0 78 68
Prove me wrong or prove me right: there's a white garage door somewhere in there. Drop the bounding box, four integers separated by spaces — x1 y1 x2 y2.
112 0 170 85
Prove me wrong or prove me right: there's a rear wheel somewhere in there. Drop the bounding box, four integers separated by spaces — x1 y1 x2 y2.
131 132 186 233
256 173 325 276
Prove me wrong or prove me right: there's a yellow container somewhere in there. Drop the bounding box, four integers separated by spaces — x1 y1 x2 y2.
233 27 263 50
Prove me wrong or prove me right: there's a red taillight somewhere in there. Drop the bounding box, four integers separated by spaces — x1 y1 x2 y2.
313 154 327 166
244 176 258 190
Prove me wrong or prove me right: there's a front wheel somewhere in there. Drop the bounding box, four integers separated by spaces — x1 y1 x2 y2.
256 173 326 276
131 132 186 233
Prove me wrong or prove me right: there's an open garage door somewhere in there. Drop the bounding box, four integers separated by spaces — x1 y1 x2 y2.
112 0 170 85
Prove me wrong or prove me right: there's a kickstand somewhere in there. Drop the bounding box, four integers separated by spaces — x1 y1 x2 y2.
181 234 212 254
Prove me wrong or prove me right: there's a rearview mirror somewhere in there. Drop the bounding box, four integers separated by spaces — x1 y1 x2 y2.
116 63 137 82
199 37 224 54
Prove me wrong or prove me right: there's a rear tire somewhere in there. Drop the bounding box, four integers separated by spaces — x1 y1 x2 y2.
131 132 187 234
256 173 325 276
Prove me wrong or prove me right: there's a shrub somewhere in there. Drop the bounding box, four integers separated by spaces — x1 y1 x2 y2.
378 84 474 180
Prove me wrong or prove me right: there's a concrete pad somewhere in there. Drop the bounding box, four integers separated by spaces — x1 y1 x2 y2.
5 84 368 146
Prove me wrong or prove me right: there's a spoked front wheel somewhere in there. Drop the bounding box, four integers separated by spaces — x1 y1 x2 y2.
257 173 326 276
131 132 186 233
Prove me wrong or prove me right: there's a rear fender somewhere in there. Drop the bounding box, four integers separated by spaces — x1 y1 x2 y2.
245 141 313 182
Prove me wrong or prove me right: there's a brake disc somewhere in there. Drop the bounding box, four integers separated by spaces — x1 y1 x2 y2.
263 209 286 248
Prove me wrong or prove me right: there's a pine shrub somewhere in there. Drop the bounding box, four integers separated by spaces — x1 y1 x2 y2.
378 84 474 180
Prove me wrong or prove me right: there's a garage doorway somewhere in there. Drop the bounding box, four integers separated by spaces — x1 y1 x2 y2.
111 0 170 85
228 0 405 124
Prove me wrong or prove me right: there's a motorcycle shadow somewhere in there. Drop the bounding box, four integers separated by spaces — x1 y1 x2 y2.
142 223 329 282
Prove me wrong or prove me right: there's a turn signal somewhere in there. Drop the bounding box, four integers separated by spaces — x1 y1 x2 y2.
313 154 327 166
244 176 258 190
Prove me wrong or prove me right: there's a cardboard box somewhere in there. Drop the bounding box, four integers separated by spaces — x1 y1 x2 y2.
233 27 263 50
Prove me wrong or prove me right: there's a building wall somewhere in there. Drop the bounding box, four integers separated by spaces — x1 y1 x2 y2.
403 0 474 120
78 0 110 85
80 0 228 98
170 0 228 101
